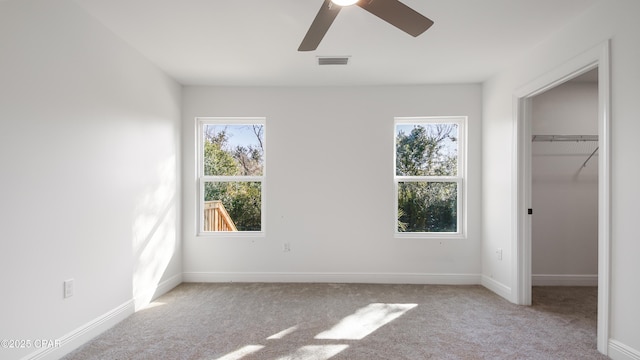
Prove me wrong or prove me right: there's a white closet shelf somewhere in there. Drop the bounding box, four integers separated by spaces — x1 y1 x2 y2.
531 134 598 142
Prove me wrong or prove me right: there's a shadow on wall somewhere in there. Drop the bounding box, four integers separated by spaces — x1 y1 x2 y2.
132 155 178 310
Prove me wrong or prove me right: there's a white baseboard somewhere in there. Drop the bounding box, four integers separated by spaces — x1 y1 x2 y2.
609 339 640 360
21 300 134 360
134 273 183 310
155 273 183 298
480 275 512 300
532 274 598 286
21 274 181 360
182 272 482 285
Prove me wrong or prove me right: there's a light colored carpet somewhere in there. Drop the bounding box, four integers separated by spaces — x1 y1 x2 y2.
62 283 607 359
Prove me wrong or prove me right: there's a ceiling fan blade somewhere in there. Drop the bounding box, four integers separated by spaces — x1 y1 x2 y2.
298 0 342 51
357 0 434 37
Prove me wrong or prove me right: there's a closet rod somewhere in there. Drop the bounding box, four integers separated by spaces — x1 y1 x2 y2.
532 135 598 142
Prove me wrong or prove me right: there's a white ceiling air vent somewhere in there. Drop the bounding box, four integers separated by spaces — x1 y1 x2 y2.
317 56 350 65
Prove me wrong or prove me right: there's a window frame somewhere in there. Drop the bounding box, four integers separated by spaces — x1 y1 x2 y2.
394 116 467 239
196 117 266 237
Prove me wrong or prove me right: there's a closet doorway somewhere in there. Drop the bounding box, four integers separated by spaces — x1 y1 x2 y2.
514 40 611 354
530 69 599 288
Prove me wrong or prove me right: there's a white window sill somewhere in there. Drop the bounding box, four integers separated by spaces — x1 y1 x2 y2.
395 232 466 240
197 231 265 238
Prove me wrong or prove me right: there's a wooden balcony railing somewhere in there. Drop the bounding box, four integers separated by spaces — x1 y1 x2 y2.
204 201 237 232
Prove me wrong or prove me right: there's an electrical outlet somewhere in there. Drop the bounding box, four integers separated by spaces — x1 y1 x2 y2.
496 248 503 261
64 279 74 298
283 242 291 252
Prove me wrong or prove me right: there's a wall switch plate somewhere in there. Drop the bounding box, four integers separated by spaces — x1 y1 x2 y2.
64 279 74 298
283 243 291 252
496 248 503 261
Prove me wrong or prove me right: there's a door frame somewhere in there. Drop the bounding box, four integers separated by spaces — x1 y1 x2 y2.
512 40 611 354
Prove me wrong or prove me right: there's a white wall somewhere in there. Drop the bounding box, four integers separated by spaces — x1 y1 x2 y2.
483 0 640 357
531 81 599 284
182 85 482 283
0 0 181 359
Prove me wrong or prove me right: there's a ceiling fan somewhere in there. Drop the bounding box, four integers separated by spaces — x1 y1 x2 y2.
298 0 434 51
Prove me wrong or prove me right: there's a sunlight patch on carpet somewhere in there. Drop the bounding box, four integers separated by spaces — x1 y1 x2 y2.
142 301 166 310
315 303 417 340
275 345 349 360
215 345 264 360
267 325 299 340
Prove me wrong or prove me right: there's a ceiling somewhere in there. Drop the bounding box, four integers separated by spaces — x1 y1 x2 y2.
73 0 600 87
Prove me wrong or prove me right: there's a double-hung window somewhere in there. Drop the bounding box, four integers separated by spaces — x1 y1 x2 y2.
197 117 265 235
394 117 466 237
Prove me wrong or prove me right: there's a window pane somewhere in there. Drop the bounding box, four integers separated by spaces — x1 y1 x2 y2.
397 182 457 233
395 123 458 176
203 124 264 176
203 181 262 232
